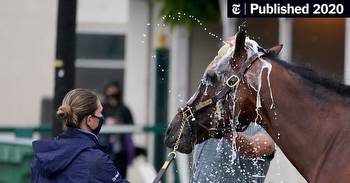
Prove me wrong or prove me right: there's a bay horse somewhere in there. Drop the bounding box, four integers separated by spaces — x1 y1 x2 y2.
164 25 350 182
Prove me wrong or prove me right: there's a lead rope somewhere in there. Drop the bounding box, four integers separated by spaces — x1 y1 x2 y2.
152 115 187 183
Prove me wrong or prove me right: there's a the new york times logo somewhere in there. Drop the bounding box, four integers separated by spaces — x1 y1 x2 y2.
232 4 241 15
228 3 244 16
227 0 349 17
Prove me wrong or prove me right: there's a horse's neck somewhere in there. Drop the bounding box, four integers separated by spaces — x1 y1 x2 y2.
259 61 350 182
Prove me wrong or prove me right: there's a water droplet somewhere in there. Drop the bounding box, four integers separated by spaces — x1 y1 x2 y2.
58 69 65 78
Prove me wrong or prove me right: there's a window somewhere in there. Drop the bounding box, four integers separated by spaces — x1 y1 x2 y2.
76 34 125 60
75 33 126 93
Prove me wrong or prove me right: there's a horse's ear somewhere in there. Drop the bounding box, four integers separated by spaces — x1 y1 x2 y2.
267 44 283 56
234 23 247 55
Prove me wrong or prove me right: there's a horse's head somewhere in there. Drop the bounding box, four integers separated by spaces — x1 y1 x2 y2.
165 24 283 154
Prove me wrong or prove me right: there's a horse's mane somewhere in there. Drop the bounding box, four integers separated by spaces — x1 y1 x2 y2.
265 55 350 97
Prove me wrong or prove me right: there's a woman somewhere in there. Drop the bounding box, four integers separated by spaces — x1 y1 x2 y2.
31 89 129 183
101 81 135 178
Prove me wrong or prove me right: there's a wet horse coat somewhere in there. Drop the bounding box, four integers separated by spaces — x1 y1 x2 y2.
252 56 350 182
164 26 350 182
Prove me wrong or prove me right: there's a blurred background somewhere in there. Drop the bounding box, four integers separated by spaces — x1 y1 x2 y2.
0 0 349 182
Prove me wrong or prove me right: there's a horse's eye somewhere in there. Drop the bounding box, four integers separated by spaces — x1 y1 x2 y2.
206 70 217 82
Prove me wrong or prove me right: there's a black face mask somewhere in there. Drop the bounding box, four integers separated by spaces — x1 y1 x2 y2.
107 93 121 102
90 115 104 135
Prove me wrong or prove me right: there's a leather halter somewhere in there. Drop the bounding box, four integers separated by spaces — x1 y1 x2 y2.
179 53 260 138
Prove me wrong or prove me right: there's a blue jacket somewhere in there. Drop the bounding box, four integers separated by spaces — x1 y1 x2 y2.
31 128 129 183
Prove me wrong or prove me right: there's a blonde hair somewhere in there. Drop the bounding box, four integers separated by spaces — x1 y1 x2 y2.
56 89 98 128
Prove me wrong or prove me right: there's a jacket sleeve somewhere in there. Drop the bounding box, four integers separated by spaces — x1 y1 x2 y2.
121 106 134 125
90 152 129 183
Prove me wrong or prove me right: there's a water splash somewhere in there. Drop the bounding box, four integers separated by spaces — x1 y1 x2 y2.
244 46 274 123
229 87 240 163
140 12 280 180
142 12 224 46
216 138 224 154
201 79 213 96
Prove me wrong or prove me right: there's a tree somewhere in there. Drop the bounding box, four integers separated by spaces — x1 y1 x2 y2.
159 0 220 29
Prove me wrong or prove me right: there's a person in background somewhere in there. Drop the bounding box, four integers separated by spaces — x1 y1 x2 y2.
101 81 135 178
32 88 128 183
191 123 275 183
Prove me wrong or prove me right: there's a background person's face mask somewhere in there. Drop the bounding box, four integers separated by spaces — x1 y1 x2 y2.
106 93 121 107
